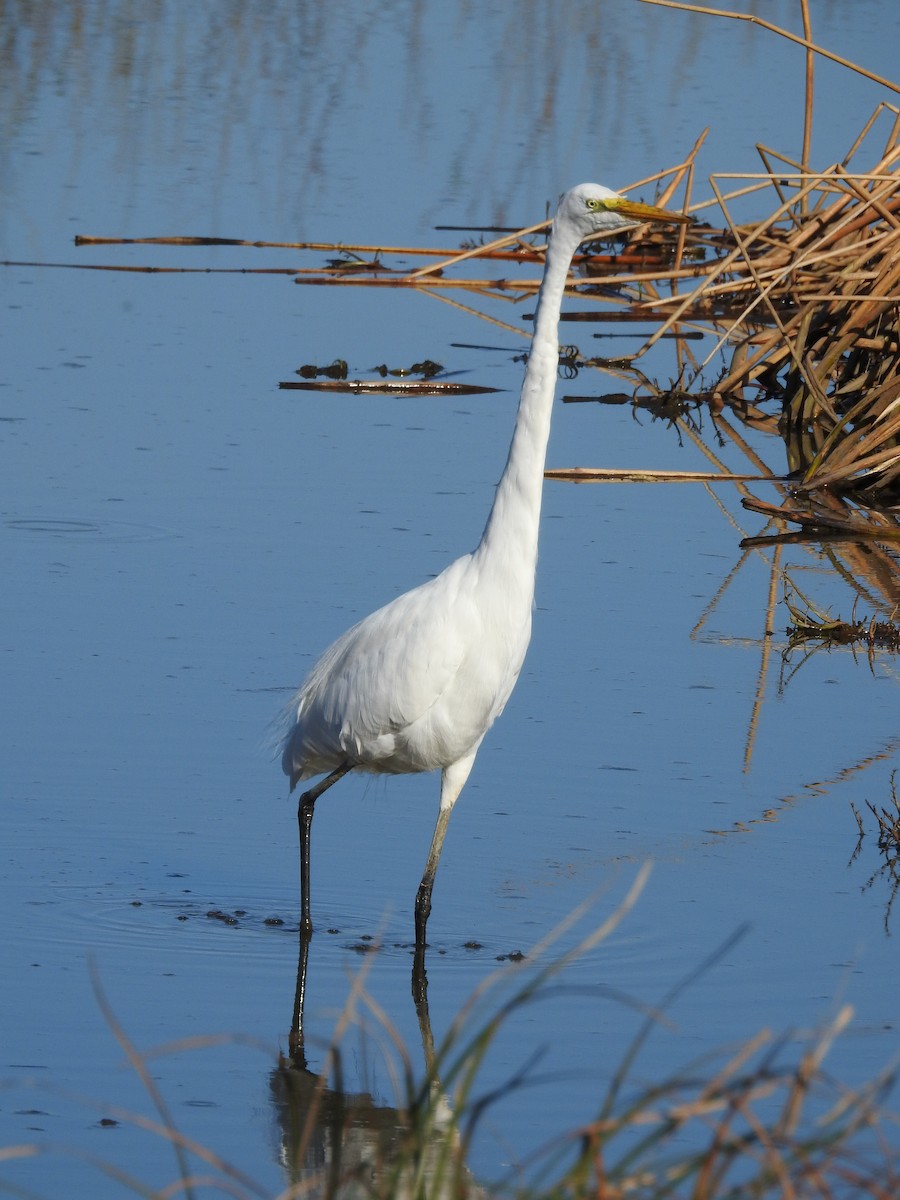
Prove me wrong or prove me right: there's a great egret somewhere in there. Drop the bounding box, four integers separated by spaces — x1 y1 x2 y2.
281 183 688 945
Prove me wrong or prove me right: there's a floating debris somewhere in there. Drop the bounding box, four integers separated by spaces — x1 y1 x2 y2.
279 379 497 396
206 909 240 926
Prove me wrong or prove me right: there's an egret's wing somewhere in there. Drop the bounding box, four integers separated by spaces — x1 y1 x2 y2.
335 576 470 727
287 556 476 769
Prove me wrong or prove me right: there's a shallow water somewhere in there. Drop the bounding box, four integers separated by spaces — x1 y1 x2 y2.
3 2 900 1194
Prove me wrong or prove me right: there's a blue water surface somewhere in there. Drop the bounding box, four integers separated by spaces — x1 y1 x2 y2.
3 3 900 1195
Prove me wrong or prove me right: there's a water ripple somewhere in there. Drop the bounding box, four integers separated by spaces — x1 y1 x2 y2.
5 516 177 542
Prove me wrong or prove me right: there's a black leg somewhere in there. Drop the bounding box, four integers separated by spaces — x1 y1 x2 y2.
414 804 452 947
414 879 433 946
299 795 315 938
297 764 352 937
289 925 312 1065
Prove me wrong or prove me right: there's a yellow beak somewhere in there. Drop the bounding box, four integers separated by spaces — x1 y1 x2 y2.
607 197 691 225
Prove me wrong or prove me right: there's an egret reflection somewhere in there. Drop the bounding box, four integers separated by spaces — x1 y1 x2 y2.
271 933 487 1199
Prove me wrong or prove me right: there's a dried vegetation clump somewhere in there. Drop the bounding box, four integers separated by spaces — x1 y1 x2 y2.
784 572 900 655
624 113 900 499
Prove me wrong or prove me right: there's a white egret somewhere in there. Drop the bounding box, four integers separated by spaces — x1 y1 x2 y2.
281 183 688 945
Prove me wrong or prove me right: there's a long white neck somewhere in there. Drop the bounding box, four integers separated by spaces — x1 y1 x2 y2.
473 213 581 586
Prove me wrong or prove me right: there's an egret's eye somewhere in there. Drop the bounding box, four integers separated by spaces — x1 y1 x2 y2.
585 198 606 212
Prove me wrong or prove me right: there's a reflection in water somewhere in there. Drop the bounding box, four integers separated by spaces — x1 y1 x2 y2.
680 404 900 783
849 780 900 935
0 0 727 235
271 936 485 1199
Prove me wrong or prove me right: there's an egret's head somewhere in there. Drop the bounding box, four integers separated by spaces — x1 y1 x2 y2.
557 182 690 241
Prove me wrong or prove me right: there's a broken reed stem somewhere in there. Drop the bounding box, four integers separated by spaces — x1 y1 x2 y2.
74 234 525 259
405 217 551 280
3 259 308 277
800 0 814 208
544 468 781 483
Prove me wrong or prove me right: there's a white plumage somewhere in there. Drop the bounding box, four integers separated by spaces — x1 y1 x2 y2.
286 553 524 779
281 183 688 944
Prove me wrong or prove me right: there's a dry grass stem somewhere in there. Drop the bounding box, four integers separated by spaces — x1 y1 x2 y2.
637 0 900 96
